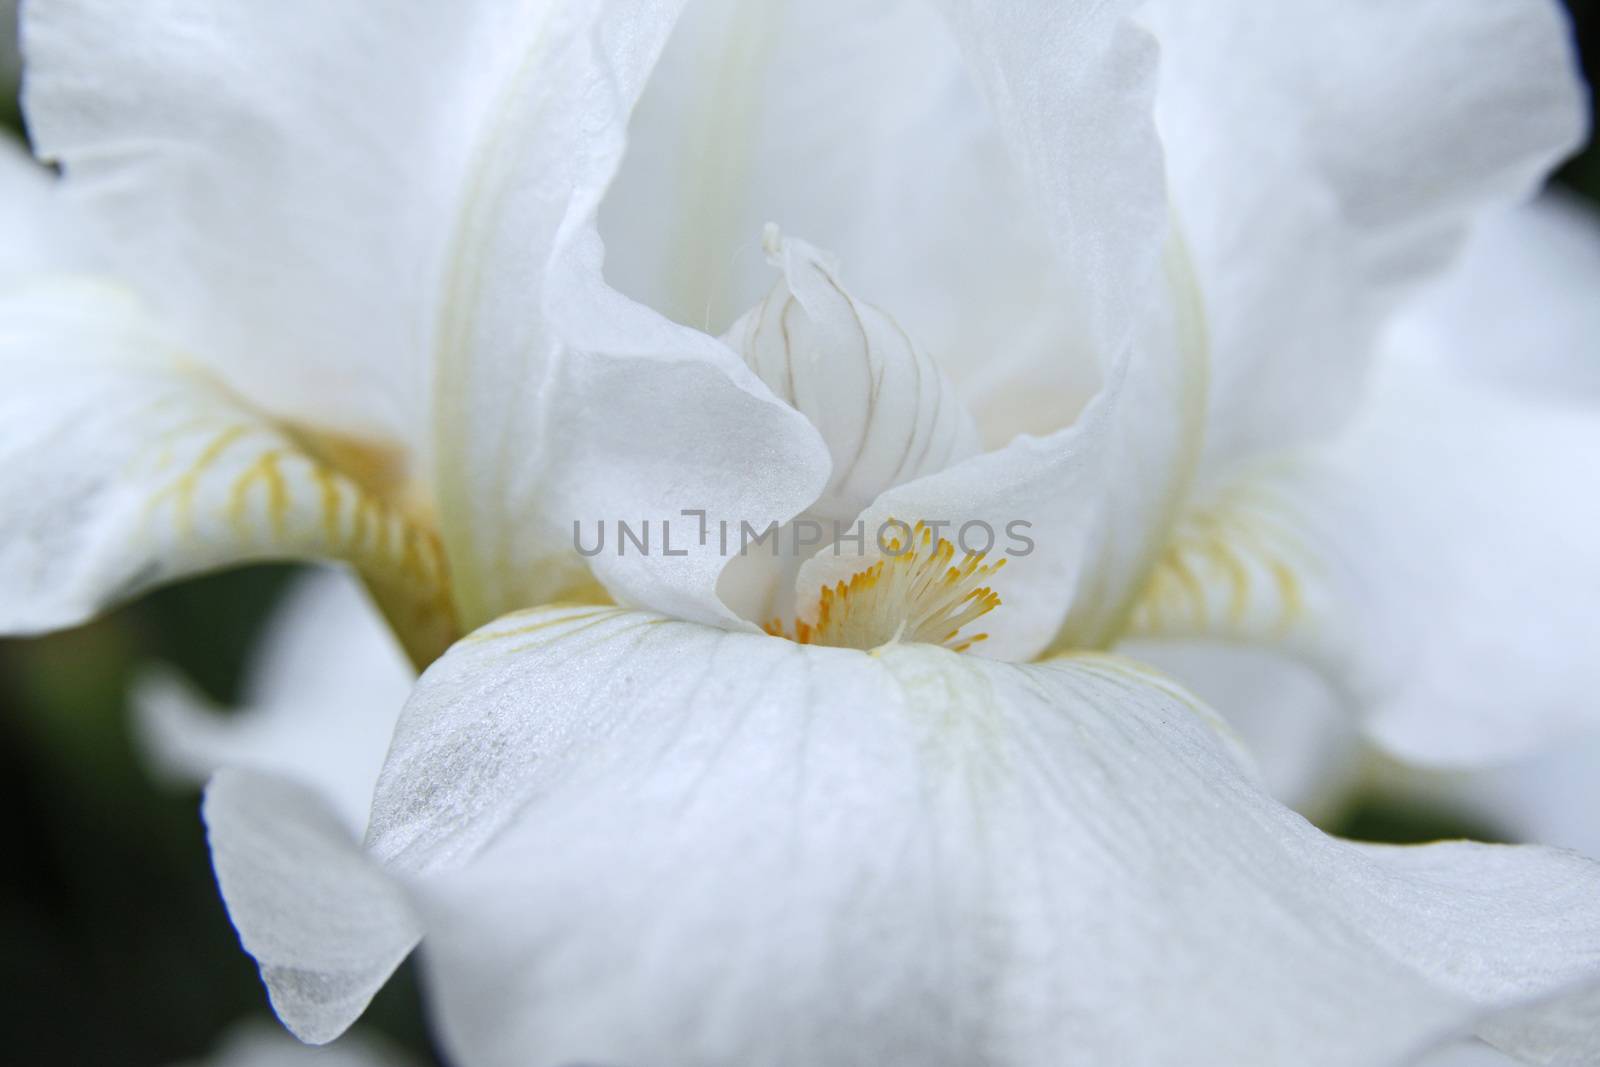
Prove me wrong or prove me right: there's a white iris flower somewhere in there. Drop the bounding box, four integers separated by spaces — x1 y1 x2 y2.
5 1 1600 1065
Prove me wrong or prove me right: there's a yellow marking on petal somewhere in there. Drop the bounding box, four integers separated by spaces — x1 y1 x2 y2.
288 426 436 528
351 494 374 552
373 509 393 559
769 521 1006 653
312 465 343 545
134 411 459 670
228 448 291 539
465 605 623 643
1268 557 1305 629
156 425 250 537
1126 474 1317 641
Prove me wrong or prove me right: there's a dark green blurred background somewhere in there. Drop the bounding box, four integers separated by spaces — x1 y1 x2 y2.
2 6 1598 1065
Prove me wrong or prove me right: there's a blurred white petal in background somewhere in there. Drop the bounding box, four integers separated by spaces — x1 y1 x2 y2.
135 566 414 833
172 1024 412 1067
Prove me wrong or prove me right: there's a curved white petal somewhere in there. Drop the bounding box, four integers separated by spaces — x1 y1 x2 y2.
0 133 90 280
282 608 1600 1066
0 137 49 280
205 770 420 1046
1122 455 1359 667
1373 727 1600 864
173 1023 414 1067
22 0 826 633
1117 639 1363 820
1466 732 1600 859
0 281 453 659
21 0 498 442
1342 348 1600 766
792 235 1208 660
136 566 414 831
1407 191 1600 405
1129 196 1600 767
1131 366 1600 766
601 0 1164 443
423 0 829 631
934 0 1165 371
1140 0 1588 468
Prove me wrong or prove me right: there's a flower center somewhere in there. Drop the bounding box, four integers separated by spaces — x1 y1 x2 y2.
765 522 1004 652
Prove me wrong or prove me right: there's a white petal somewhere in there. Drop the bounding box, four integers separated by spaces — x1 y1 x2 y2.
0 281 453 661
423 0 829 630
352 608 1600 1066
24 1 822 631
1140 0 1588 468
1469 733 1600 858
0 136 50 278
1132 364 1600 766
204 770 419 1046
235 569 412 711
1116 639 1363 820
0 132 89 280
173 1023 414 1067
934 0 1165 368
1128 196 1600 766
135 566 413 832
1122 455 1359 668
792 236 1208 660
1346 303 1600 763
600 0 1164 440
22 0 511 442
1407 192 1600 404
1415 1044 1524 1067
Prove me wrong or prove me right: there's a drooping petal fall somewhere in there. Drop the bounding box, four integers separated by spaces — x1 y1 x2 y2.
211 606 1600 1065
0 280 455 664
205 770 420 1046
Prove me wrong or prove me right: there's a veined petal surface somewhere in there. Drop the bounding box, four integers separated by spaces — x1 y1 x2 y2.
0 281 453 661
323 607 1600 1067
792 236 1208 661
206 771 421 1046
21 0 830 632
602 0 1164 442
722 231 982 524
422 0 830 630
22 0 532 443
1117 638 1363 820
